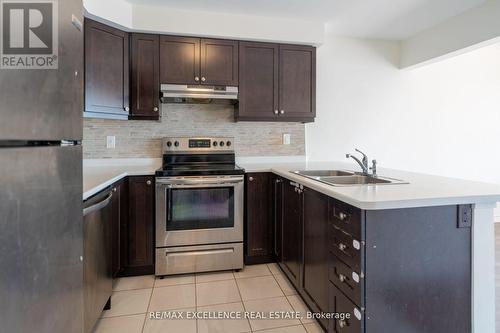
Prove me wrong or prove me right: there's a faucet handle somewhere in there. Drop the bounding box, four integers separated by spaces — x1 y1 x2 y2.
355 148 368 160
370 159 377 176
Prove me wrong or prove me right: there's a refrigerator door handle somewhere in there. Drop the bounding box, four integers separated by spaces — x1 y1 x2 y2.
83 192 113 216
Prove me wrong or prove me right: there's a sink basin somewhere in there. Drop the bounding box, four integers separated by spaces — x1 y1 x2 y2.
292 170 408 186
294 170 354 177
320 175 392 185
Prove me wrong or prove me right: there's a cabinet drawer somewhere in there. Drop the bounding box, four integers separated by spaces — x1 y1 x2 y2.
331 201 362 240
329 283 364 333
328 224 362 272
329 256 363 307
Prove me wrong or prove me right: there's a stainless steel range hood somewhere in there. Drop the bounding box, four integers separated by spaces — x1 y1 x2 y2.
161 84 238 104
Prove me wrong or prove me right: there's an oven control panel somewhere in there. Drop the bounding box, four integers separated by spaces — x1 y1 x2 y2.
162 137 234 153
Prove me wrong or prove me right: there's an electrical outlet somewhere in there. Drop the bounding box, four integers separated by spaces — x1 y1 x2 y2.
106 136 116 149
282 133 291 145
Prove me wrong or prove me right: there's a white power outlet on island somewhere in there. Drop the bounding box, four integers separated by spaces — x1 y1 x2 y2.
106 136 116 149
282 133 291 145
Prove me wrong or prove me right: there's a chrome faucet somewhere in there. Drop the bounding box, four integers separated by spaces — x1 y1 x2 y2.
346 149 377 176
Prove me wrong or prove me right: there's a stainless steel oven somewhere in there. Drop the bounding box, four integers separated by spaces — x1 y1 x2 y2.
155 175 244 247
155 137 245 276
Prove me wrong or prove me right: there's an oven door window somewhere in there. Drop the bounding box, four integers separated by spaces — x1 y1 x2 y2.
166 186 234 231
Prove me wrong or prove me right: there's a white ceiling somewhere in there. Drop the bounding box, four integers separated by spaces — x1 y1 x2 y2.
124 0 486 39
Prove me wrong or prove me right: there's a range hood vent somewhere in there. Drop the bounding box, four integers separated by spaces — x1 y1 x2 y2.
161 84 238 104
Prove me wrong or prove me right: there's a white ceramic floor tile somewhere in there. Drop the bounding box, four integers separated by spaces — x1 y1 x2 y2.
149 284 196 311
234 264 271 279
101 289 152 318
113 275 155 291
143 307 196 333
254 324 307 333
273 271 298 296
267 263 282 276
196 279 242 307
244 296 301 331
197 302 251 333
195 271 235 283
304 321 326 333
287 295 314 324
93 314 146 333
236 276 284 301
154 274 195 287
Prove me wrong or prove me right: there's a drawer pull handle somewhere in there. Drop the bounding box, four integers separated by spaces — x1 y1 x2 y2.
338 273 346 282
339 319 347 328
339 212 348 220
338 243 347 251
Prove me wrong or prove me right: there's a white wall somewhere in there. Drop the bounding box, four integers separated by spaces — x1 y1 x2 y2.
82 1 324 45
308 32 500 217
401 0 500 68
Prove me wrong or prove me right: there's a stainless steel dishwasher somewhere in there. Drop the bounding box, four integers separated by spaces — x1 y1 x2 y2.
83 187 113 333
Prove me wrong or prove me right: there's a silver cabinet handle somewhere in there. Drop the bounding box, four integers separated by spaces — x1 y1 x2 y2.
147 180 152 185
249 177 254 182
339 212 347 220
124 106 130 112
201 77 206 82
339 319 347 328
338 243 347 251
280 110 284 114
83 192 113 216
194 76 200 82
274 110 279 115
112 187 117 192
338 273 346 282
153 106 159 112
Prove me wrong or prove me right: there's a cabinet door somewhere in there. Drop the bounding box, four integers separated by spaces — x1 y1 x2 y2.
110 179 126 277
84 19 129 118
200 39 239 86
245 173 273 263
160 36 200 85
279 44 315 121
303 188 330 314
272 175 283 262
130 34 160 120
124 176 155 275
238 42 279 121
281 180 302 288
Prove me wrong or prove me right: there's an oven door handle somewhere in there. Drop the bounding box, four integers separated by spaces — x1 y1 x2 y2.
156 177 243 186
166 188 173 222
165 183 240 189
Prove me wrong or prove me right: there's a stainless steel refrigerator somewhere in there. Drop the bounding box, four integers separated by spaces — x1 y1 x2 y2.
0 0 84 332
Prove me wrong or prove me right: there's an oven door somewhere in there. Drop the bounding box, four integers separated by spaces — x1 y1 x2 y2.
156 176 244 247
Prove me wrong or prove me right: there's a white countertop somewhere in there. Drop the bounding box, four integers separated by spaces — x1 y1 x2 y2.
83 158 500 210
83 158 162 200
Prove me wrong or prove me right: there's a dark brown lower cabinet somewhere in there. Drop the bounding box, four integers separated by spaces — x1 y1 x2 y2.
280 180 303 289
110 178 127 277
245 173 273 264
121 176 155 276
302 188 329 329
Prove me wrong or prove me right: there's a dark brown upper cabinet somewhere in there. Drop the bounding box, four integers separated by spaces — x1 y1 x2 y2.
200 39 239 86
279 44 316 121
84 19 129 120
237 42 316 122
238 42 279 121
160 36 200 85
160 36 238 86
130 33 160 120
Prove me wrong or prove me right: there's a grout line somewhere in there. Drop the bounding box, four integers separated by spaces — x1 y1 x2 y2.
233 269 252 332
101 311 149 319
195 280 199 333
141 286 154 332
252 323 306 332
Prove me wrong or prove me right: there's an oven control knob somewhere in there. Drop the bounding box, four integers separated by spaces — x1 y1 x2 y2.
213 141 218 147
166 141 172 147
226 141 231 147
174 141 179 147
219 141 225 147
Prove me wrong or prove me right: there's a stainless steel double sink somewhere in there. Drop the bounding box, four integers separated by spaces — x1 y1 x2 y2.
292 170 407 186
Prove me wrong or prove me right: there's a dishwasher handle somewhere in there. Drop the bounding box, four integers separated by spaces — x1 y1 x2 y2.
83 192 113 216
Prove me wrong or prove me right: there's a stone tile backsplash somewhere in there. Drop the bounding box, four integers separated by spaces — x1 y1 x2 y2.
83 104 305 159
